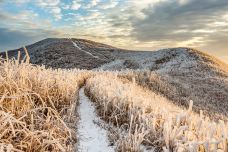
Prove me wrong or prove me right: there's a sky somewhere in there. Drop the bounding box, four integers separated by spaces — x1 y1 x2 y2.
0 0 228 63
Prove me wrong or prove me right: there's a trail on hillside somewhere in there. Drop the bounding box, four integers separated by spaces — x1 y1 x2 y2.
77 88 114 152
71 40 99 59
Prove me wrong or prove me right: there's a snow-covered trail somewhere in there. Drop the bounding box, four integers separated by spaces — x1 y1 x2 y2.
71 41 99 59
77 88 114 152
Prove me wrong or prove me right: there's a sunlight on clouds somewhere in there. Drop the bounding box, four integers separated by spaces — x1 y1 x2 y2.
85 0 100 8
36 0 60 6
0 0 228 63
212 22 228 27
12 0 30 3
172 29 189 34
129 0 166 9
0 11 40 30
177 37 205 47
98 0 119 9
217 56 228 64
178 0 191 5
192 29 216 34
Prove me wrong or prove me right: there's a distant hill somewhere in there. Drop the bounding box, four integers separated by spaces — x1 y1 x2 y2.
1 38 228 119
0 38 123 69
2 38 227 72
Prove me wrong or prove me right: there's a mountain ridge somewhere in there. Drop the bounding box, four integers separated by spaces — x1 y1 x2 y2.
1 38 227 71
0 38 124 69
1 38 228 119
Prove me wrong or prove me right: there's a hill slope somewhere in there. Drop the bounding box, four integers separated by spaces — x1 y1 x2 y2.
107 48 228 119
1 38 228 119
0 38 122 69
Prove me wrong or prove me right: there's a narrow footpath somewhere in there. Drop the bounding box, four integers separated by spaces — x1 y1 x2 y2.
77 88 114 152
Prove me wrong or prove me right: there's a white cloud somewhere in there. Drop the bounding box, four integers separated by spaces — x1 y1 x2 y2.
36 0 60 7
51 7 62 20
178 0 191 5
98 0 118 9
36 0 62 20
12 0 30 3
0 10 51 31
1 0 228 63
51 7 61 14
76 12 103 22
129 0 167 9
85 0 100 8
71 0 81 10
91 0 100 6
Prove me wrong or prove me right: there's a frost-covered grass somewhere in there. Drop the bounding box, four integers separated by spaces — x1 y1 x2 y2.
119 69 228 121
1 46 228 152
0 54 90 151
85 74 228 152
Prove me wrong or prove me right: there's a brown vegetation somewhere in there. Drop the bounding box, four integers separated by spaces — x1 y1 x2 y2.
0 53 90 151
85 74 228 152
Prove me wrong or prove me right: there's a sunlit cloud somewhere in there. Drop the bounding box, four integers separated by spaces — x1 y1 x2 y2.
98 0 119 9
0 0 228 63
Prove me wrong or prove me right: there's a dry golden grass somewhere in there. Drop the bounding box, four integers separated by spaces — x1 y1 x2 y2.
0 53 90 151
85 74 228 152
187 48 228 74
1 47 228 152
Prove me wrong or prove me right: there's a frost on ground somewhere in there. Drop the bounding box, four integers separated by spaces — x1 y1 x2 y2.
85 75 228 151
77 88 114 152
98 48 228 120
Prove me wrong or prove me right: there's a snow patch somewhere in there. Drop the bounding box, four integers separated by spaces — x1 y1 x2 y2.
72 41 99 59
77 88 114 152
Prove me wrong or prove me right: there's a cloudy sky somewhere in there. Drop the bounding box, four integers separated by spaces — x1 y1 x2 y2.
0 0 228 63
